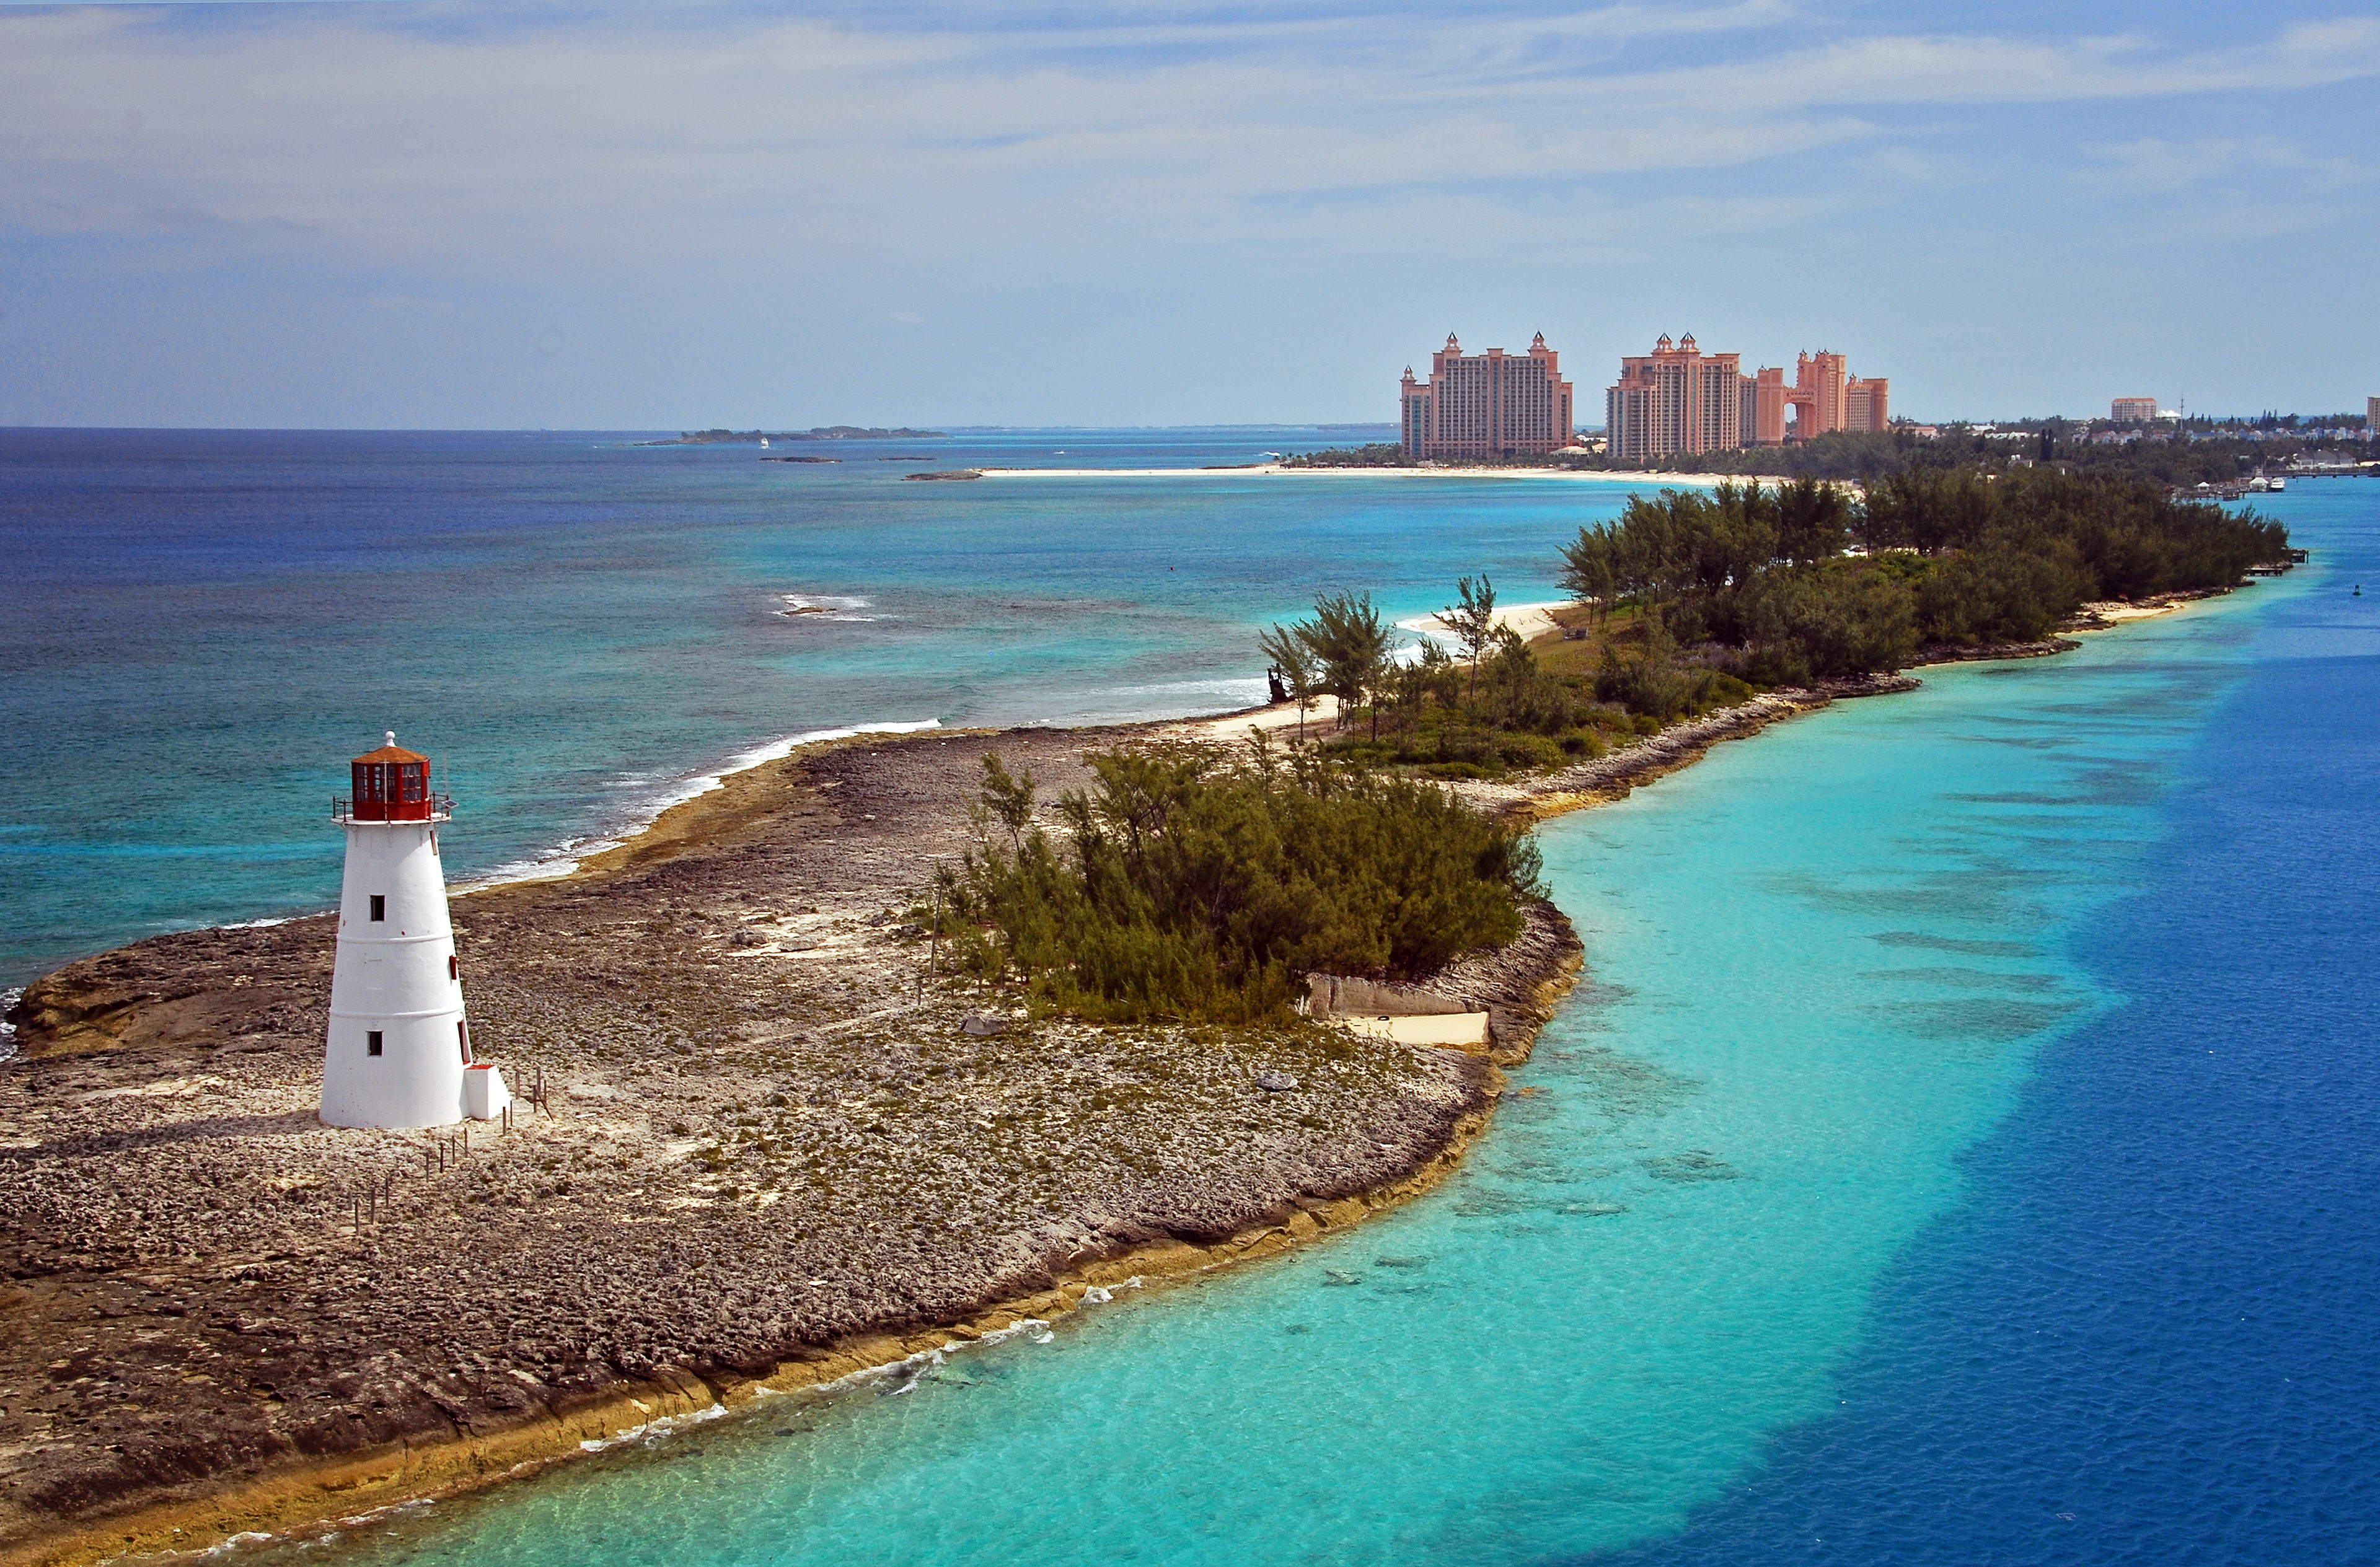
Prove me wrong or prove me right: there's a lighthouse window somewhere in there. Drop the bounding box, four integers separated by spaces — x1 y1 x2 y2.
449 954 459 981
369 895 386 922
366 1030 384 1056
458 1021 472 1064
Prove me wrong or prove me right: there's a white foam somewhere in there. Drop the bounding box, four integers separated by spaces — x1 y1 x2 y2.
578 1400 728 1453
1396 610 1459 646
787 1276 1149 1402
777 592 881 623
0 988 17 1066
457 719 942 892
1098 677 1272 702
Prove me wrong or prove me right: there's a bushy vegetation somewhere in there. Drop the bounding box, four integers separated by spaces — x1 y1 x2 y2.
944 462 2288 1024
1286 423 2368 488
1279 442 1419 468
940 747 1543 1022
1256 576 1752 778
1560 470 2290 682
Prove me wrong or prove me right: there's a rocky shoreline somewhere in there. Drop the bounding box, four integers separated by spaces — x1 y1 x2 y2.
0 674 1924 1566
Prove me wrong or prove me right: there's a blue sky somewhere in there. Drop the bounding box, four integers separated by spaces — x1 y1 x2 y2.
2 1 2375 427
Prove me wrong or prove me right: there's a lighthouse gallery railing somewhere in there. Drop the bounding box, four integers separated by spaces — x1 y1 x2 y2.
333 793 454 823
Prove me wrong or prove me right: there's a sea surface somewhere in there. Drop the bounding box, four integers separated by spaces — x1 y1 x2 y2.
0 424 1592 986
7 437 2376 1562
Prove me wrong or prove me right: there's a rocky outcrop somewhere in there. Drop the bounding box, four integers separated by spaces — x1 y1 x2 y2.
0 725 1572 1567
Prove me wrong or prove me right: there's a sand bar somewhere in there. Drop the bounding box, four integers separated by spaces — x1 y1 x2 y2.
972 465 1800 487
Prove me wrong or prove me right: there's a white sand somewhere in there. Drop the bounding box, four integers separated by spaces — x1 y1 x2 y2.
972 465 1795 488
2071 599 2193 629
1158 599 1576 747
1155 695 1342 745
1398 599 1570 647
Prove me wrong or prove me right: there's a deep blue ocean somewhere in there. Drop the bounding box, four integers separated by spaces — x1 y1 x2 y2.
4 432 2375 1563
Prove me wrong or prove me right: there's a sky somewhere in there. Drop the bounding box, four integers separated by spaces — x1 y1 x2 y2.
2 1 2376 428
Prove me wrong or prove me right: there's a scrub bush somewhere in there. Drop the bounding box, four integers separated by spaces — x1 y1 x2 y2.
942 747 1543 1022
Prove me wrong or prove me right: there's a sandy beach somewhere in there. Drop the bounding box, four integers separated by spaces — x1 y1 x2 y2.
972 465 1801 487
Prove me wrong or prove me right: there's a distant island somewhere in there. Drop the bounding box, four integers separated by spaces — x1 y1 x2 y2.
646 426 949 445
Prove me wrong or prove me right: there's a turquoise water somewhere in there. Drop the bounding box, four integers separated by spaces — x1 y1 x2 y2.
1 427 1620 985
253 491 2373 1564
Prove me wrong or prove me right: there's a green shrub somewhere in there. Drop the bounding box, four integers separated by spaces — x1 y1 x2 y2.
944 747 1543 1022
1562 467 2290 678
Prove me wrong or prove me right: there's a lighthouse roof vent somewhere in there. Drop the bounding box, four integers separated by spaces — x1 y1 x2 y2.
354 734 430 765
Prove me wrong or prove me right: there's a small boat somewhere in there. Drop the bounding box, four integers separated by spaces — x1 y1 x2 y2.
760 437 770 449
2270 476 2286 490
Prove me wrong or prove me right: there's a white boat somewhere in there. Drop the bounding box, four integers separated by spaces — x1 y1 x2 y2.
760 437 769 449
2270 476 2286 491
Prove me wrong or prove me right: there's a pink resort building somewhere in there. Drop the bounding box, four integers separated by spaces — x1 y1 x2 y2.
1605 336 1891 461
1399 333 1576 459
1605 335 1742 461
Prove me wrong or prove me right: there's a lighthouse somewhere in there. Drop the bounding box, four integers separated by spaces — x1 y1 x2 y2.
320 734 508 1129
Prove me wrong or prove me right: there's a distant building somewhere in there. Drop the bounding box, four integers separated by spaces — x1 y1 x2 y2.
1399 333 1575 459
1845 374 1890 433
2112 397 2159 424
2368 395 2378 432
1605 336 1889 460
1605 334 1741 462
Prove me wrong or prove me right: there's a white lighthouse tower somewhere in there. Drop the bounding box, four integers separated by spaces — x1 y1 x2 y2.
320 734 508 1129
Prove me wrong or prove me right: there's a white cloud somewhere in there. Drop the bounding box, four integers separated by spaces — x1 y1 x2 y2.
11 3 2369 273
4 4 2376 422
2079 134 2378 195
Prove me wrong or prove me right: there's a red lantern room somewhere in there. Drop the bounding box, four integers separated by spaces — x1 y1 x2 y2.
336 732 451 823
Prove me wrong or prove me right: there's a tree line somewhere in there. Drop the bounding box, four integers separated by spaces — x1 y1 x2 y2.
1559 468 2290 682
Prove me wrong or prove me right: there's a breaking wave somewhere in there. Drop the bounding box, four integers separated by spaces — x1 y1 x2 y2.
777 593 879 623
461 720 943 891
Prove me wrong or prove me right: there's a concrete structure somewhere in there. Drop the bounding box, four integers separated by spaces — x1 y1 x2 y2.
1845 375 1889 433
1605 333 1741 462
2112 397 2160 424
1784 349 1844 439
1305 972 1491 1047
320 734 504 1129
1786 351 1888 437
1341 1011 1493 1047
1742 366 1789 446
2367 395 2378 432
1399 333 1575 459
1605 337 1888 457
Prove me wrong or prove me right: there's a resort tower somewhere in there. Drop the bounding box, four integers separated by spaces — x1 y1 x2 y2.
320 734 506 1128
